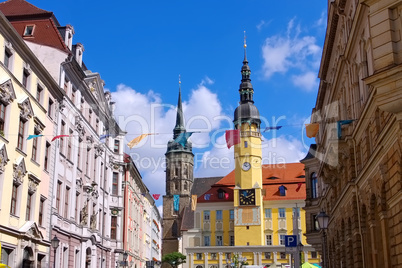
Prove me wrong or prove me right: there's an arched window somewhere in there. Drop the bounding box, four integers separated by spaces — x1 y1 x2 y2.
184 182 188 191
311 172 318 198
172 220 178 237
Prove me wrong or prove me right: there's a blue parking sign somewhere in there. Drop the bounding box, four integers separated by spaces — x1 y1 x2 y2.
285 235 297 247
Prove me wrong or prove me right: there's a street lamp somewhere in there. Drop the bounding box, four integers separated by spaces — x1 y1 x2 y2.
51 235 60 268
297 242 304 267
123 252 128 268
316 211 329 268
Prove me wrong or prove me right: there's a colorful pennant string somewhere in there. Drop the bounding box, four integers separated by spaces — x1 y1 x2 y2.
263 126 282 132
100 134 111 140
128 134 150 149
27 134 43 140
174 132 194 147
225 129 240 149
51 135 70 142
296 182 302 192
191 195 197 211
305 123 319 138
152 194 160 200
337 119 355 139
204 194 211 200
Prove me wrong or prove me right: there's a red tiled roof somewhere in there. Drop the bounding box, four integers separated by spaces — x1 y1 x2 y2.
0 0 51 17
8 20 68 52
198 162 306 202
0 0 69 52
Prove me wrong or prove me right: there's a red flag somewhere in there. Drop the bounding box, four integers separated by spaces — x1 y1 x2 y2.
51 135 70 142
224 193 229 199
296 182 302 192
225 129 240 149
152 194 160 200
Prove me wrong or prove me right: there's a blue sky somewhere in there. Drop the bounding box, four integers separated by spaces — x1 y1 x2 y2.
29 0 327 208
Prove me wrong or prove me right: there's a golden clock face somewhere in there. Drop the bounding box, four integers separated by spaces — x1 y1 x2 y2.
239 189 256 206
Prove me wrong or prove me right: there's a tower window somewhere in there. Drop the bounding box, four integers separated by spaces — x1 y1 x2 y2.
244 141 248 148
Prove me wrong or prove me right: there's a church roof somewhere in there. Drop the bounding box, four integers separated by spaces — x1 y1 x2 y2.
198 162 306 202
0 0 69 53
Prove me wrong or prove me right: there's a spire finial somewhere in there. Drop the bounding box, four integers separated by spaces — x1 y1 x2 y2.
179 74 181 87
243 30 247 61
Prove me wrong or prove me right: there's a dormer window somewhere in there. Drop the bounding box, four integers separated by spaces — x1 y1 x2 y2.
217 189 226 199
23 25 34 36
279 185 287 196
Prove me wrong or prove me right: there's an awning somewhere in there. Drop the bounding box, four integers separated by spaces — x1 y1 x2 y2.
302 262 321 268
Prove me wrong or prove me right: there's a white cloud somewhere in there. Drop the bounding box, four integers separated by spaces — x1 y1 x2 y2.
111 82 226 198
291 71 318 91
261 18 322 91
194 132 307 178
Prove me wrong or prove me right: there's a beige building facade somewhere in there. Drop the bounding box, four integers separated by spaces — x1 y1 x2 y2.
0 11 63 267
302 0 402 267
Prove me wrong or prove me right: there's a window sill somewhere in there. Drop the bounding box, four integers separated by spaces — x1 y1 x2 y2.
0 135 9 144
15 147 27 157
30 159 40 167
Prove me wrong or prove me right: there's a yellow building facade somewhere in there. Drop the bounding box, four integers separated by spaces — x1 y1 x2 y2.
180 47 320 268
0 12 63 267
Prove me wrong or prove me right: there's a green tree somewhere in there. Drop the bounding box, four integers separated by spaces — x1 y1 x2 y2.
162 252 186 268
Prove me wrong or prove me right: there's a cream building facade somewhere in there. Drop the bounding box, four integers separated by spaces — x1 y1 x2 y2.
0 11 63 267
302 0 402 267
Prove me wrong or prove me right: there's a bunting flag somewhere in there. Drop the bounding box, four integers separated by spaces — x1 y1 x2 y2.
225 129 240 149
224 193 229 200
191 195 197 211
263 126 282 132
100 134 111 141
337 119 355 139
204 194 211 201
296 182 303 192
305 123 319 138
152 194 160 200
27 134 43 140
174 132 194 147
127 134 149 149
173 195 180 211
141 193 146 197
51 135 70 142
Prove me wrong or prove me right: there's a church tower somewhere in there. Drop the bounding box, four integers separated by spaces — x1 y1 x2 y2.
162 83 194 255
233 39 264 246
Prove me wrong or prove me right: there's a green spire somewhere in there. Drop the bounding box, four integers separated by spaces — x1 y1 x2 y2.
173 76 185 138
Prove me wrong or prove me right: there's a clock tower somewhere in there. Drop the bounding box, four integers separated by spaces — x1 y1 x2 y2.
162 84 194 256
233 40 264 246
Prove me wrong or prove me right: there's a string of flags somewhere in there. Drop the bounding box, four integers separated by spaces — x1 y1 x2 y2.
16 118 359 149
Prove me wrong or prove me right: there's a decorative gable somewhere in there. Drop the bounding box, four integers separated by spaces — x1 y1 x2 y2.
0 142 9 174
13 157 27 186
0 78 16 104
19 221 44 241
18 97 34 121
